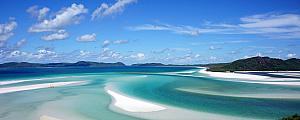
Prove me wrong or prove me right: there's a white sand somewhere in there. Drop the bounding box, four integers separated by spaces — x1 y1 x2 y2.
40 115 62 120
244 81 300 86
0 80 32 85
0 76 92 86
0 81 85 94
177 88 300 99
199 68 300 86
269 72 300 77
106 89 166 112
106 86 246 120
199 69 270 80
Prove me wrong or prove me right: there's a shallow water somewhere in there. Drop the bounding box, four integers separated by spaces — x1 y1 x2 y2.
0 67 299 120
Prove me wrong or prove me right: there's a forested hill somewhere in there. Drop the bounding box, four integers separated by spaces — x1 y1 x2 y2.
205 57 300 72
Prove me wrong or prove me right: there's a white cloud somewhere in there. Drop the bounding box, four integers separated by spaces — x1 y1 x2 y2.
128 24 205 36
256 52 263 57
41 30 69 41
15 39 27 47
79 50 90 57
152 48 191 54
129 13 300 39
129 24 170 31
99 47 123 60
0 19 17 46
209 46 221 50
29 3 88 32
2 48 58 63
209 56 217 61
239 13 300 28
34 49 57 59
27 5 50 20
128 22 229 36
7 50 28 58
102 40 129 47
102 40 111 47
215 13 300 39
77 33 96 42
130 53 145 60
113 40 128 44
194 54 200 58
91 0 137 20
287 53 296 58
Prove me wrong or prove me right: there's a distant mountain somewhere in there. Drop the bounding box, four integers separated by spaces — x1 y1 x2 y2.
0 61 126 68
68 61 125 67
205 56 300 72
0 62 42 68
131 63 165 66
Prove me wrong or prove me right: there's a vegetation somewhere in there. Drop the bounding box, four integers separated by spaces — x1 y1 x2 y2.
204 56 300 72
281 114 300 120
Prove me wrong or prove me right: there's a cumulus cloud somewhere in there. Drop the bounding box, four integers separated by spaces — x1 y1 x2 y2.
7 50 28 59
1 47 59 63
287 53 296 58
130 53 145 60
102 40 111 47
102 40 129 47
99 47 123 60
41 30 69 41
0 38 27 61
79 50 90 56
27 5 50 20
0 19 17 46
28 3 88 32
77 33 96 42
91 0 137 20
33 48 57 59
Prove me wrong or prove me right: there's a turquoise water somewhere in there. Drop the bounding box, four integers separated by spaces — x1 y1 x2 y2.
0 67 300 120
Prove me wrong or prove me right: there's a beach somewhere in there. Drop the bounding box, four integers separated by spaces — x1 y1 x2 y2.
177 88 300 99
106 87 166 112
105 85 245 120
199 68 300 86
0 81 86 94
198 68 270 80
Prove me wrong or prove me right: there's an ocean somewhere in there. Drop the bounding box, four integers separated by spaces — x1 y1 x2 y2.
0 67 299 120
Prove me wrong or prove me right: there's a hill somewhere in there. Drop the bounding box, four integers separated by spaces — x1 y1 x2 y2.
205 57 300 72
131 63 165 66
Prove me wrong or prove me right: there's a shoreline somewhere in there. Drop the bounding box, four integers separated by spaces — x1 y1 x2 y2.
105 85 245 120
199 68 300 85
105 86 166 112
40 115 62 120
0 81 86 94
199 68 270 80
0 75 95 86
177 88 300 99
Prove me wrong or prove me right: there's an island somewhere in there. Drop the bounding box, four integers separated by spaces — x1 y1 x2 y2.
203 56 300 72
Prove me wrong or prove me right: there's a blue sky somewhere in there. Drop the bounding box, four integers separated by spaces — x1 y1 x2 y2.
0 0 300 64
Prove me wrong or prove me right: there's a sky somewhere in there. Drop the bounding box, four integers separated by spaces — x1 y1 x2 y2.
0 0 300 64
